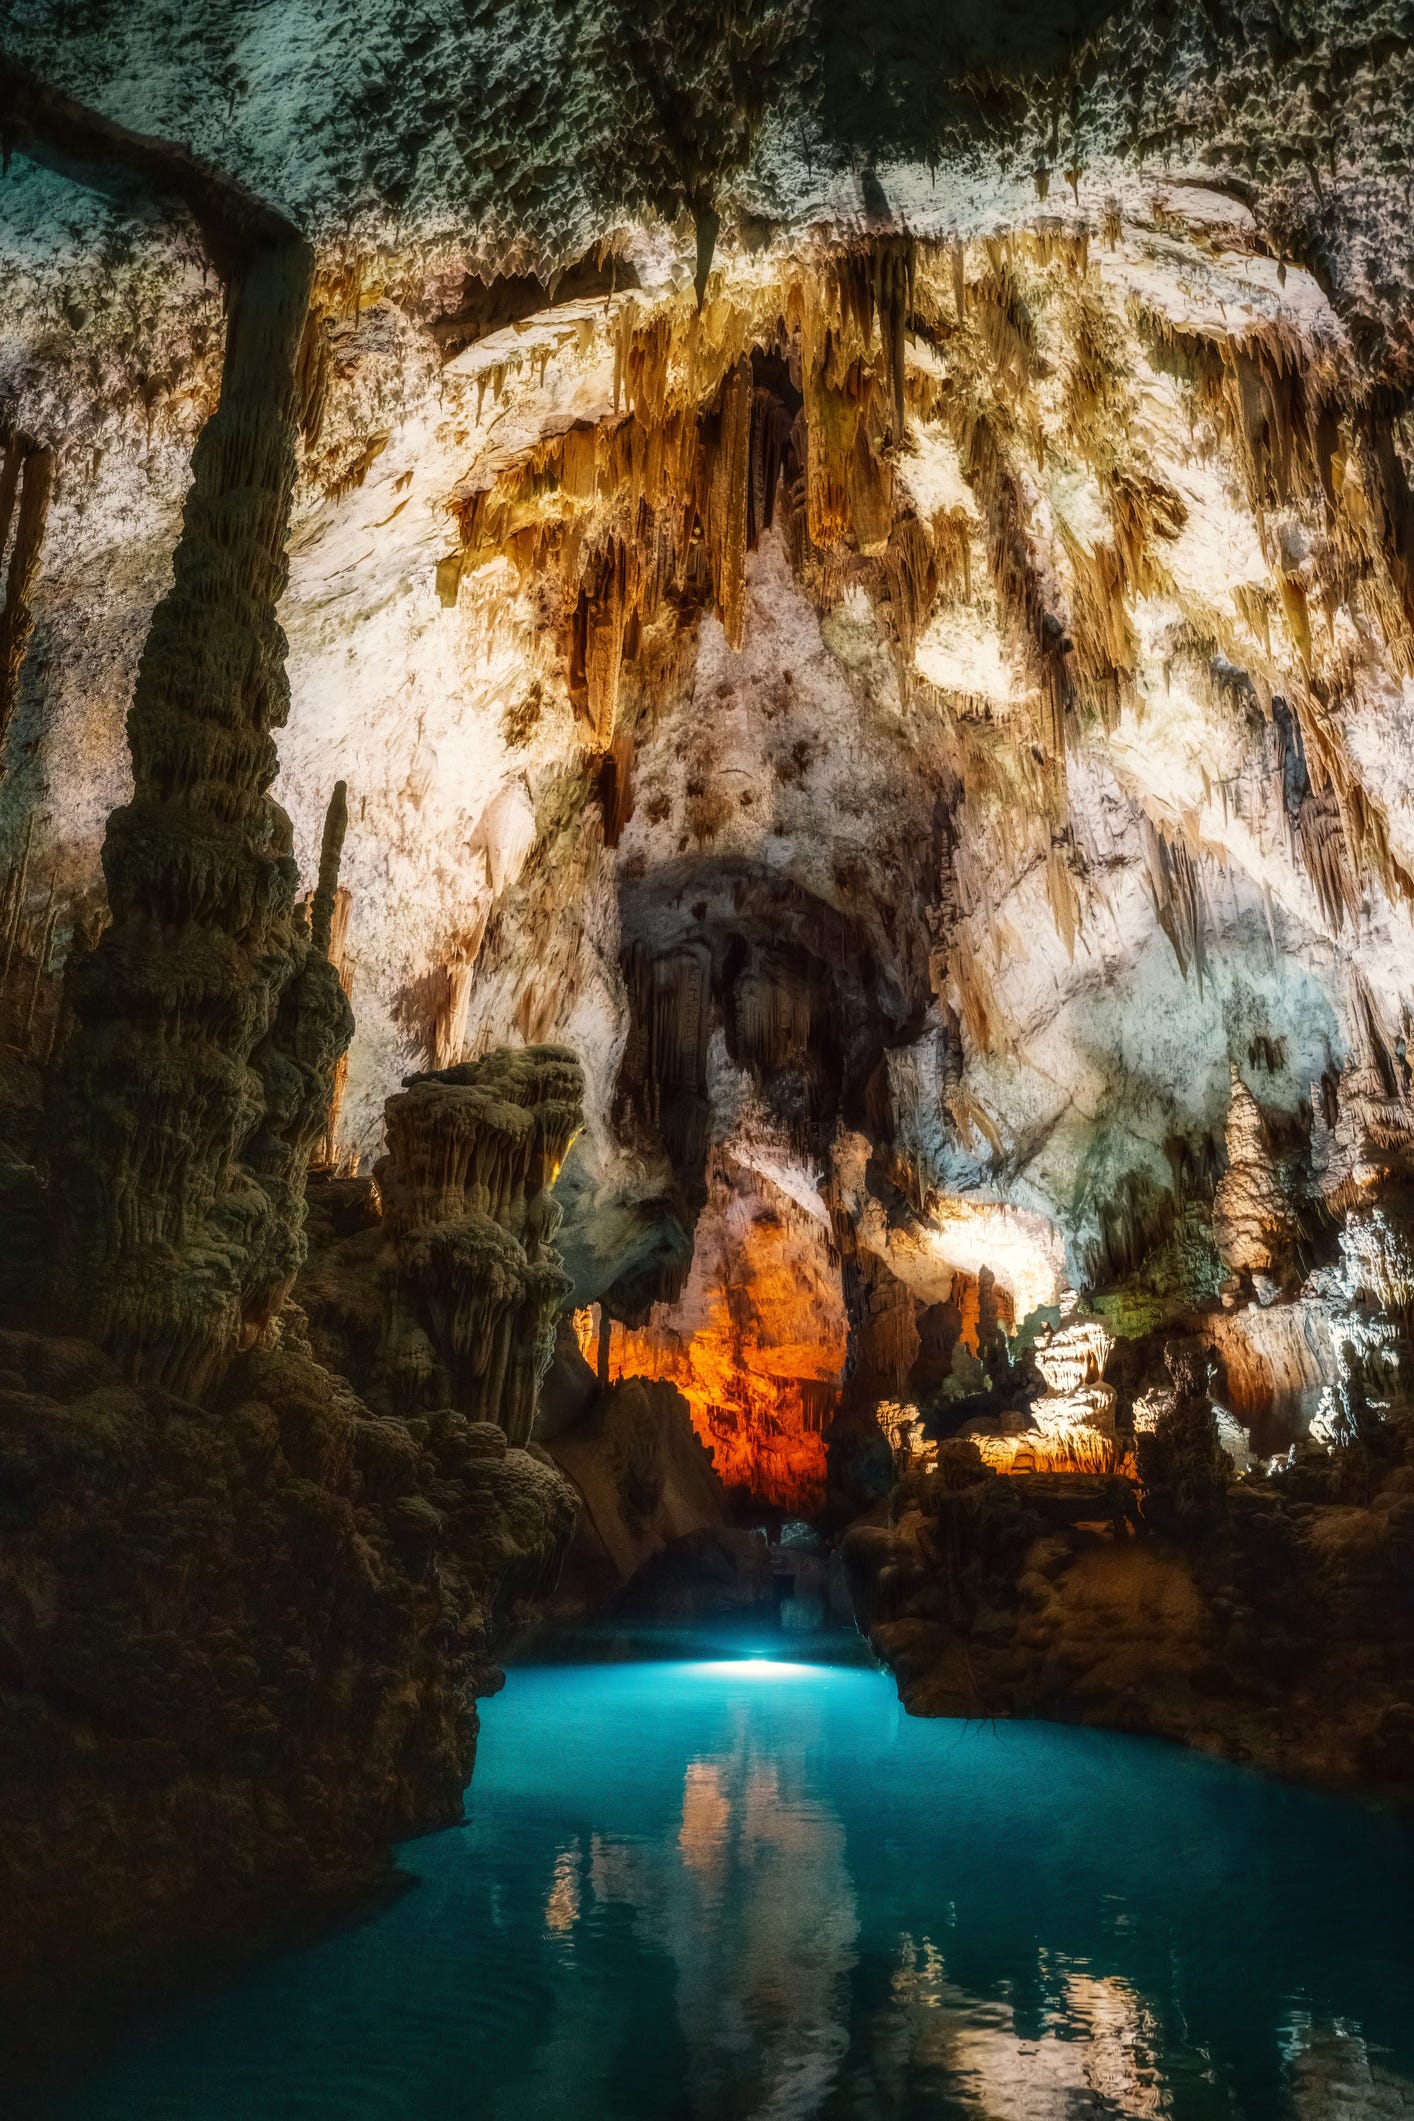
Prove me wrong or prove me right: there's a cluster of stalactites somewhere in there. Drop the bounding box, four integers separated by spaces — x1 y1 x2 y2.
449 228 1414 1073
938 240 1414 1013
443 238 931 758
376 1044 584 1443
1311 1033 1414 1216
618 940 713 1177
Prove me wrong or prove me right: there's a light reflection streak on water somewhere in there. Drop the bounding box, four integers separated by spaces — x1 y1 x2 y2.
37 1653 1414 2121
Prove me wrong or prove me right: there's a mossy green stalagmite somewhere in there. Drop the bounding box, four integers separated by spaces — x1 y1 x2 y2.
46 232 351 1396
377 1045 585 1443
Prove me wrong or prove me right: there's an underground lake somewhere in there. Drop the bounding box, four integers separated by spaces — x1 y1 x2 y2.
23 1641 1414 2121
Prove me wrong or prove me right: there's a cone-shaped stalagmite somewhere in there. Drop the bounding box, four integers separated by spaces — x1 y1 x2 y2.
46 230 351 1394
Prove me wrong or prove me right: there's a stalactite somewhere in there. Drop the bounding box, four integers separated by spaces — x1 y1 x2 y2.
619 940 714 1175
0 440 54 757
376 1045 583 1442
728 946 814 1078
1311 1036 1414 1215
972 255 1035 395
874 513 939 681
707 356 752 648
874 236 915 441
959 408 1070 810
1142 817 1207 983
1060 528 1135 722
748 384 793 547
1296 785 1362 931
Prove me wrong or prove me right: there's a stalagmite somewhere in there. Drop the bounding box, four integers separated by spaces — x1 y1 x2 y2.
310 777 348 959
377 1044 583 1442
1212 1068 1297 1283
32 119 349 1391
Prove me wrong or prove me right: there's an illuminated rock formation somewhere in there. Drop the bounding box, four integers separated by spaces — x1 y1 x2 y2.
964 1317 1124 1475
377 1044 583 1442
1213 1069 1298 1286
21 105 353 1394
579 1154 847 1510
1312 1041 1414 1214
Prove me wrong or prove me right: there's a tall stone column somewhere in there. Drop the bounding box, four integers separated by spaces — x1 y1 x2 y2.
21 110 352 1392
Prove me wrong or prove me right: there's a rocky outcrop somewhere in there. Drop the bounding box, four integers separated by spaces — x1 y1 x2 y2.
547 1372 730 1597
0 1317 575 2037
376 1045 583 1441
844 1351 1414 1796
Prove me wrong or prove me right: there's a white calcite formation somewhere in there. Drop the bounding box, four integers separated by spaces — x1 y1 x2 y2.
6 3 1414 1480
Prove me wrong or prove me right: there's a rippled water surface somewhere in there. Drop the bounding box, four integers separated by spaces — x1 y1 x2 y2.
34 1647 1414 2118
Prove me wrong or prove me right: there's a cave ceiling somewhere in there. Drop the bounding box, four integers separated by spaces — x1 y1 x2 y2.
5 0 1414 1493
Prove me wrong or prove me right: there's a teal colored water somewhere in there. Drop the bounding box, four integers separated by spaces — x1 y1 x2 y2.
31 1650 1414 2119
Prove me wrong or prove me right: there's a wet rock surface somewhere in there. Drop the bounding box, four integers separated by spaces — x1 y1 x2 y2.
845 1360 1414 1796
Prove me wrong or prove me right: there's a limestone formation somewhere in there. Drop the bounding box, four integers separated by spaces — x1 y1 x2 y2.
965 1318 1121 1475
377 1045 583 1442
8 0 1414 2036
1213 1069 1298 1284
1311 1047 1414 1213
0 437 53 757
37 182 349 1393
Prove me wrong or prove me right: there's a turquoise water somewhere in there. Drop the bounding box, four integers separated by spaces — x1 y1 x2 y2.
30 1649 1414 2119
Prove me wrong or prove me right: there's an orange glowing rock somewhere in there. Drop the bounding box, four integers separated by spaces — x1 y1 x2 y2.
575 1160 847 1510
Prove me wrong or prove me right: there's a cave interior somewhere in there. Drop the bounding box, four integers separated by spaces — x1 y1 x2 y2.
3 0 1414 2089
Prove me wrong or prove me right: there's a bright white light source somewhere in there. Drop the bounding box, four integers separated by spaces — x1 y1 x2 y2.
693 1659 825 1681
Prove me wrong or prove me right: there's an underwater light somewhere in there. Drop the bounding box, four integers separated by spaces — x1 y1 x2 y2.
693 1658 825 1680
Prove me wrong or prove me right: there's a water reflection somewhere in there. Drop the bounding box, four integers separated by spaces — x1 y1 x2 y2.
580 1711 858 2117
32 1655 1414 2120
882 1940 1167 2117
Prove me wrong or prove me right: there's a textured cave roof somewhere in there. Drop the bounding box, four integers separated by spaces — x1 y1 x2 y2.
5 0 1414 1318
5 1 1413 382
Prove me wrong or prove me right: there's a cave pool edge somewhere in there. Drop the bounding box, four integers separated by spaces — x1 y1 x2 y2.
24 1630 1414 2121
